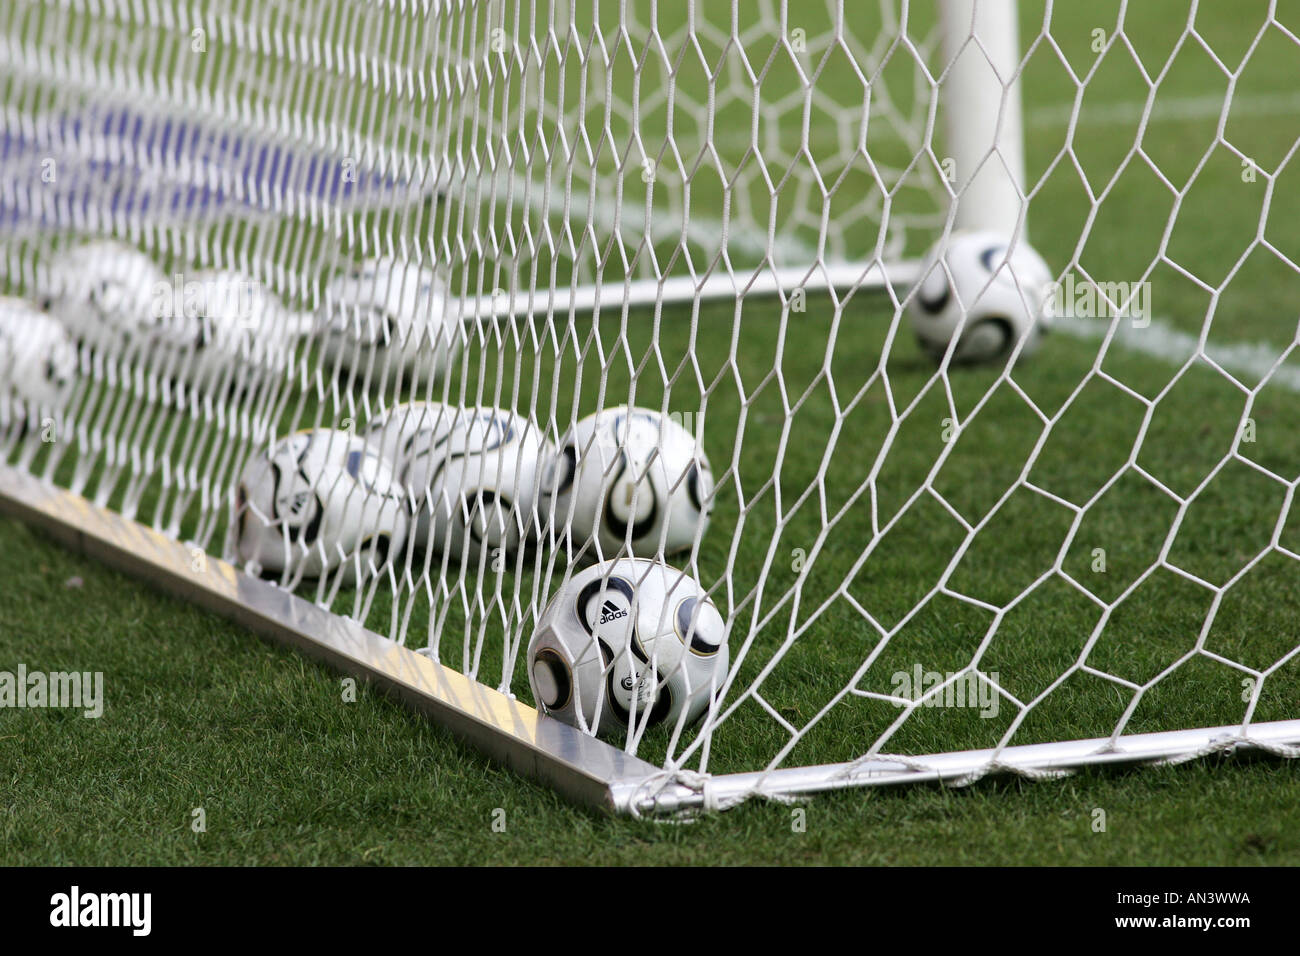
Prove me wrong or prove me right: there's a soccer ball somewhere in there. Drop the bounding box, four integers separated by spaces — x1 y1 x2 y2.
150 271 306 395
527 558 729 738
907 230 1054 364
548 406 714 559
319 257 461 385
361 400 453 468
399 406 552 562
37 240 166 354
232 428 409 586
0 298 77 430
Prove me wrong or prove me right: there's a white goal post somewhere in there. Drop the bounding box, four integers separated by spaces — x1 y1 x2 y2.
2 0 1298 817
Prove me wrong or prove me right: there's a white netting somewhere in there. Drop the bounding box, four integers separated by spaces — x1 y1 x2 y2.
2 0 1298 809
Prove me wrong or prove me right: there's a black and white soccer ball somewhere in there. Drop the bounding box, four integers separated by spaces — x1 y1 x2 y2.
548 406 714 559
37 240 165 354
0 298 77 430
527 558 729 738
319 257 461 385
233 428 409 586
907 230 1053 364
150 271 307 395
361 400 453 469
394 405 552 562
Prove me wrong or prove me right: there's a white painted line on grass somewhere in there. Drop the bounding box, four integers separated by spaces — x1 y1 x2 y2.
1027 90 1300 129
1052 313 1300 393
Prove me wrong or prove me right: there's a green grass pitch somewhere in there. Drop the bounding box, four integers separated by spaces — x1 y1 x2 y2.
2 0 1299 863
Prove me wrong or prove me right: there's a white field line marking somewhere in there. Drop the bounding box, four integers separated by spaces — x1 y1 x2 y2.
1026 90 1300 129
483 85 1299 386
499 176 1300 392
1053 314 1300 393
551 88 1300 264
711 90 1300 154
498 176 1300 393
492 170 837 265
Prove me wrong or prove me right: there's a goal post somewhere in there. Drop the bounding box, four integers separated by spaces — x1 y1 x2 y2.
2 0 1299 818
940 0 1028 240
462 0 1031 320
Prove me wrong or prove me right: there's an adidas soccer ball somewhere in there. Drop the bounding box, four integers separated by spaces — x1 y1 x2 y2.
361 400 453 469
319 257 461 385
233 428 409 586
400 406 552 562
527 558 729 738
0 298 77 430
150 271 306 394
548 406 714 559
38 240 165 354
907 231 1053 364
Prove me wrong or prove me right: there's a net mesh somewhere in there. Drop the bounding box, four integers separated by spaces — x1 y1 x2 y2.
2 0 1299 806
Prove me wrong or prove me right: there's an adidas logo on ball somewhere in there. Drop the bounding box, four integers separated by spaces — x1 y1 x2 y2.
598 600 628 624
528 560 730 740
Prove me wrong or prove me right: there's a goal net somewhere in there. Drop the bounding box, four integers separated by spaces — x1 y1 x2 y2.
2 0 1299 814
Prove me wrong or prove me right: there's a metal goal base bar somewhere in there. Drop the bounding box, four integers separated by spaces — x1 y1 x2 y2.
0 464 661 813
634 722 1300 814
3 463 1298 818
466 259 924 323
